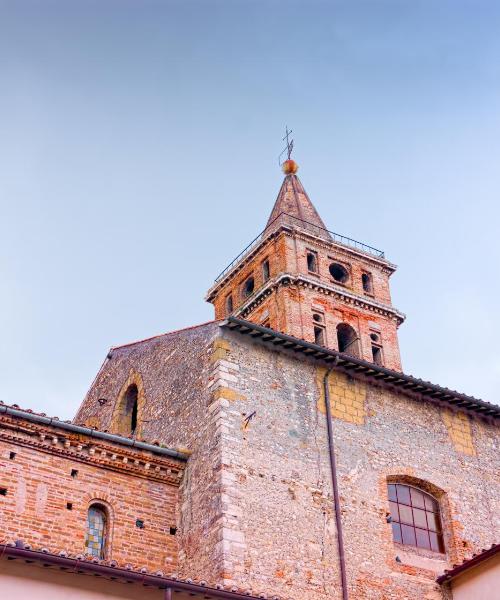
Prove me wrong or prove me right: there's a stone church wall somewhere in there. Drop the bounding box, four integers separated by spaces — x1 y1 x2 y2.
75 321 229 584
75 321 499 599
209 327 499 600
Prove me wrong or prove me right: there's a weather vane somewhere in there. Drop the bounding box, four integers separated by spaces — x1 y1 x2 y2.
279 126 294 165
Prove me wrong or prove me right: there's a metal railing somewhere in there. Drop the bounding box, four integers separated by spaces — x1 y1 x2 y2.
214 212 385 283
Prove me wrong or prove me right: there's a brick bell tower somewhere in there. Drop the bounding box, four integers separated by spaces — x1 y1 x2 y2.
206 155 405 371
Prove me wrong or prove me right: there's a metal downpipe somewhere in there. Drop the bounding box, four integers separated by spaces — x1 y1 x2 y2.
323 368 349 600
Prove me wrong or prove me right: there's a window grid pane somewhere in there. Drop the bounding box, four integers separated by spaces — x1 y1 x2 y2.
388 484 397 502
85 506 106 558
388 484 444 553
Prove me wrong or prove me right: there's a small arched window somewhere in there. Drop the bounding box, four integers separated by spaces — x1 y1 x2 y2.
336 323 360 358
388 483 444 553
85 504 107 558
123 384 138 435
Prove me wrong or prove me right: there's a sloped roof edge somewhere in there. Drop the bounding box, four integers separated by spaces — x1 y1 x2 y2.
0 543 271 600
0 403 189 461
222 317 500 421
436 544 499 584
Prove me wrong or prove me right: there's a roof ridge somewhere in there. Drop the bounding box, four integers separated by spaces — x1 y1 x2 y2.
111 319 221 350
0 401 188 460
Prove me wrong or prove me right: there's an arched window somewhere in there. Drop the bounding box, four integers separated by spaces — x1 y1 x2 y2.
336 323 360 357
388 483 444 553
85 504 107 558
123 384 138 435
313 312 326 345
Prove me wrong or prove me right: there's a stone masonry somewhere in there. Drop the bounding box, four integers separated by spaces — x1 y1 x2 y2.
75 320 499 599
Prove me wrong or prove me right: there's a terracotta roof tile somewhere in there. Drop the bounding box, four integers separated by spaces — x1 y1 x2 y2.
436 544 499 584
0 542 280 599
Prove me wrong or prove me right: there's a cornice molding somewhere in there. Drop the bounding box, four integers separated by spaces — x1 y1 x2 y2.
0 415 184 485
236 273 406 324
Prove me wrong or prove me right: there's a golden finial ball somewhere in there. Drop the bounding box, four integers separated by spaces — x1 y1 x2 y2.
282 159 299 175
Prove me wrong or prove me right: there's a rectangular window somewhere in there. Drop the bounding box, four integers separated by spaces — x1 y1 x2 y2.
225 294 233 315
362 272 373 294
371 345 383 365
314 326 325 346
262 259 270 282
307 251 318 273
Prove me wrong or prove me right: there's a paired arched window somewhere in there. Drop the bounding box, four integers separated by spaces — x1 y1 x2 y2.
85 504 107 558
336 323 360 358
388 483 444 553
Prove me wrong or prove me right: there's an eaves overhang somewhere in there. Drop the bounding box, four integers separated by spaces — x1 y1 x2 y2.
436 544 499 584
0 403 189 461
0 544 270 600
222 317 500 423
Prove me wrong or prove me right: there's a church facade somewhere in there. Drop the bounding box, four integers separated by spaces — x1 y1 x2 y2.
1 158 499 599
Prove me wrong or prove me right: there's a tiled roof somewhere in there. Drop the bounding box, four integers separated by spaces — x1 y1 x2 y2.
436 544 499 584
223 317 500 421
0 541 280 600
265 174 332 241
0 400 189 460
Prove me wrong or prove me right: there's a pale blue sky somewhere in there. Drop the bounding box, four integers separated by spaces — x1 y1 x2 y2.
1 0 499 418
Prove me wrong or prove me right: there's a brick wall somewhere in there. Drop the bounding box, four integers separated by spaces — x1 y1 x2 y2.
0 414 182 571
208 225 403 371
212 233 289 320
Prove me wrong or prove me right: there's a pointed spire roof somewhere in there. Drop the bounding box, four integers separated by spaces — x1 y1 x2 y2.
265 170 332 242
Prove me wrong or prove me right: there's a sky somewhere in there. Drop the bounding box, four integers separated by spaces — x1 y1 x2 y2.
1 0 499 419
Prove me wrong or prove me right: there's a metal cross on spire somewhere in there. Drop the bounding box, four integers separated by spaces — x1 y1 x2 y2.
279 126 294 165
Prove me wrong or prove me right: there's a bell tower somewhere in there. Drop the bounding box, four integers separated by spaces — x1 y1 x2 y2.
206 157 405 371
